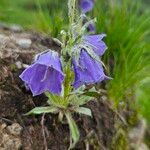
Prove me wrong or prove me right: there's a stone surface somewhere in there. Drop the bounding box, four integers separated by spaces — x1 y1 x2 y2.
9 24 23 32
0 122 22 150
0 23 9 29
0 34 8 44
16 38 32 49
128 119 148 149
7 123 23 136
15 61 22 69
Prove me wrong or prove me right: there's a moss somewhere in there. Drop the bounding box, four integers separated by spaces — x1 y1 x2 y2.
10 64 17 72
127 111 139 127
110 100 141 150
144 130 150 149
127 100 139 127
111 128 128 150
86 134 101 150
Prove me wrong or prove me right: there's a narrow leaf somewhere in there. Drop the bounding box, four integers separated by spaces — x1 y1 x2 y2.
65 112 80 149
75 107 92 117
78 95 92 105
25 106 58 115
83 91 100 98
69 94 92 106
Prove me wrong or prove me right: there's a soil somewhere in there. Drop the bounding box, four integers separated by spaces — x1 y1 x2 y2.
0 25 148 150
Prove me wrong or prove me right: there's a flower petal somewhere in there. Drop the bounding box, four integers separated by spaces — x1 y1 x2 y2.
36 50 63 74
73 49 108 88
29 65 64 96
19 64 38 84
20 50 64 96
87 22 96 33
79 0 94 13
83 34 107 56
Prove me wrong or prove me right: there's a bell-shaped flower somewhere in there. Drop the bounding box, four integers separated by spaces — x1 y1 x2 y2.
79 0 94 13
72 49 109 88
82 34 107 56
20 50 64 96
87 22 96 33
82 15 96 33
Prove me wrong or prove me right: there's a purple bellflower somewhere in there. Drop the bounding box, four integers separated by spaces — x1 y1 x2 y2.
79 0 94 13
72 49 108 88
72 34 108 88
87 22 96 33
20 50 64 96
82 15 96 33
83 34 107 56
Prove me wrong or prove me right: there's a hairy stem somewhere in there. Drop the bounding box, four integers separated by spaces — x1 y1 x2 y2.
68 0 76 40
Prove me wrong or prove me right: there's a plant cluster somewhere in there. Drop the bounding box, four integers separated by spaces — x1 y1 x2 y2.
20 0 109 148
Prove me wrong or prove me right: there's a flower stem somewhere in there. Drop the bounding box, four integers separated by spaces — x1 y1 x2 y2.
68 0 76 40
64 61 73 98
68 0 76 27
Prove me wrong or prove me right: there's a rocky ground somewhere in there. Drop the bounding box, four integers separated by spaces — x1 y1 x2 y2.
0 23 149 150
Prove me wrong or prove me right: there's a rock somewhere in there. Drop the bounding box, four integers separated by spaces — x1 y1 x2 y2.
15 61 22 69
0 22 9 29
1 134 22 150
138 143 149 150
0 123 7 130
128 119 148 149
0 23 22 32
0 34 8 44
0 122 22 150
129 119 147 143
9 24 23 32
7 123 23 136
16 38 32 49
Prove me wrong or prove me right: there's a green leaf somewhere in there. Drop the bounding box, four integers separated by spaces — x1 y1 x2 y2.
69 94 92 106
78 95 93 106
47 100 51 105
45 92 67 108
45 92 60 104
58 111 64 122
52 38 63 46
65 112 80 149
83 91 100 98
75 107 92 117
70 85 86 95
25 106 59 115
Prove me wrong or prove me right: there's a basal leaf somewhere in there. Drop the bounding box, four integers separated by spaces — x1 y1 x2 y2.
25 106 58 115
69 94 92 106
74 107 92 117
65 112 80 149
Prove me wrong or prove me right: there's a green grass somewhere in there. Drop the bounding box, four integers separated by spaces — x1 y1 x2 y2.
0 0 66 36
94 0 150 121
33 0 67 37
95 0 150 98
0 0 35 26
136 78 150 123
0 0 149 123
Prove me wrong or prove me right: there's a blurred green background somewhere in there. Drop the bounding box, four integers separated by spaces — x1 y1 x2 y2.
0 0 149 123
